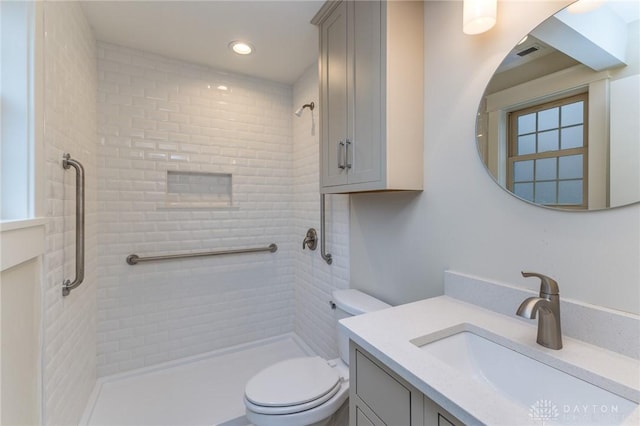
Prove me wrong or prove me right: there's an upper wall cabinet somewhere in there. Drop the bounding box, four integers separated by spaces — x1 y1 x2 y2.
312 0 424 194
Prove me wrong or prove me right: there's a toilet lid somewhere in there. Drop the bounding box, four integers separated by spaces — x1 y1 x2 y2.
245 357 341 408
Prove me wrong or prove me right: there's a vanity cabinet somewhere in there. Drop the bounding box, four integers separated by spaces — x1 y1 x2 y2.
423 395 465 426
312 0 424 193
350 342 464 426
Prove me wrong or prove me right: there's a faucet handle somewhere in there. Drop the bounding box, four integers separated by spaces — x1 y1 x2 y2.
302 228 318 251
522 271 559 296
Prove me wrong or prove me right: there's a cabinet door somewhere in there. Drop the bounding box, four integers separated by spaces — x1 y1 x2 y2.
349 0 382 185
424 395 465 426
320 0 349 187
355 349 412 425
356 407 382 426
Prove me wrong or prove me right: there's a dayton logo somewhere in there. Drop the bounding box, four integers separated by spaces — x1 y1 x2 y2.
529 400 560 424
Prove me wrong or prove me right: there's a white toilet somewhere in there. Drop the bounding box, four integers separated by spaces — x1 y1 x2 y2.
244 289 391 426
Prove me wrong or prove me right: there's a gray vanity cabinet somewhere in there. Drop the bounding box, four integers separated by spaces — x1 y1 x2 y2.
350 342 464 426
423 395 465 426
312 0 424 194
350 343 422 425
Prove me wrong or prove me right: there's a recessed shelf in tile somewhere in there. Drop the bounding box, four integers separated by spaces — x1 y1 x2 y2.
164 171 233 208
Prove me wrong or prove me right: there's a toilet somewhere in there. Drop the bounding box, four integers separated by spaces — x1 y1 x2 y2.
244 289 391 426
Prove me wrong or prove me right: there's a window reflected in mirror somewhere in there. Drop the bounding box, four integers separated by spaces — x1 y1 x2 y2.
477 0 639 211
508 94 588 209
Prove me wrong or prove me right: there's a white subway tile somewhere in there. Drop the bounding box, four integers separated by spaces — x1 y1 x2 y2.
95 43 348 379
43 3 98 424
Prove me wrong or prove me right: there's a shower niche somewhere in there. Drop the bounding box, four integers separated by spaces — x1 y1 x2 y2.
163 171 235 209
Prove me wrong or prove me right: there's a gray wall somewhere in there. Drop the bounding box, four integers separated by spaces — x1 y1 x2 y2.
350 0 640 314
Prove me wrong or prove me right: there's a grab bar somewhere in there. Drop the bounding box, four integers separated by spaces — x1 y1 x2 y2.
126 243 278 265
62 153 85 297
320 194 332 265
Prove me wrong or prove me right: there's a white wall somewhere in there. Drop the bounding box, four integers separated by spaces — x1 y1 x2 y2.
292 65 349 359
610 19 640 207
1 258 41 426
610 74 640 207
42 2 98 424
350 0 640 314
96 43 296 376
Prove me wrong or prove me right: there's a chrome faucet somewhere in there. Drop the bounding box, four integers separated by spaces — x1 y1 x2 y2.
516 271 563 350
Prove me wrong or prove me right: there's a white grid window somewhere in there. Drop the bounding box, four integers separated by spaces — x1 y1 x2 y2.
508 93 588 209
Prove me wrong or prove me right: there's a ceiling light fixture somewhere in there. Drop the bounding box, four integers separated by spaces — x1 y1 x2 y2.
463 0 497 35
229 41 253 55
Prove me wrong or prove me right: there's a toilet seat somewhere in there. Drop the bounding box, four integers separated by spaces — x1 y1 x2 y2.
244 357 342 415
244 381 341 415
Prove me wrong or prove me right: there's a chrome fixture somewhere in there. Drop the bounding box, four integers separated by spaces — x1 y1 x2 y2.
320 194 332 265
336 139 352 170
302 228 318 250
127 243 277 265
294 101 315 117
62 153 85 297
516 271 563 350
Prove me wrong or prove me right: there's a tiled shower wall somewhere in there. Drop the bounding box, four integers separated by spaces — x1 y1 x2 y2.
96 43 295 376
43 2 98 424
292 65 349 359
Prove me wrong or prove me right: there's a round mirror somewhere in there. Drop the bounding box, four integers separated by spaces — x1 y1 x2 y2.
477 0 639 211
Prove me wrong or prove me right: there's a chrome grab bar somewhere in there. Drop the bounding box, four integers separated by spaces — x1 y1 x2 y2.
62 153 85 297
320 194 332 265
126 243 278 265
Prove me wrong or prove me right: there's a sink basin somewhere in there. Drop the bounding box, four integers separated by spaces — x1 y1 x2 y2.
413 329 638 425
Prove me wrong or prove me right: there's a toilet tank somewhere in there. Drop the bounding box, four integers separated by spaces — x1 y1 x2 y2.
332 289 391 365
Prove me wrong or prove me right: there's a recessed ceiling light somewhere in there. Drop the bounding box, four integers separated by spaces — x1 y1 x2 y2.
229 41 253 55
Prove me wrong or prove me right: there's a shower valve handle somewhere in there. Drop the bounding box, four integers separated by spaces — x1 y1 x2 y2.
303 228 318 251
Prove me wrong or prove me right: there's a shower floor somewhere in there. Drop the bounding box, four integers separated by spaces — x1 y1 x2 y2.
81 334 313 426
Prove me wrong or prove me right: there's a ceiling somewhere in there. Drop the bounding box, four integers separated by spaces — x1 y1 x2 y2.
496 0 639 76
80 0 324 85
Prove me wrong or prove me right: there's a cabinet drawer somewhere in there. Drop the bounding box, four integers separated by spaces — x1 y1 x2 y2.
356 349 411 425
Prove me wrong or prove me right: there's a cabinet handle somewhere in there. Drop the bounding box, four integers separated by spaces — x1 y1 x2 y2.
345 139 352 169
338 140 346 169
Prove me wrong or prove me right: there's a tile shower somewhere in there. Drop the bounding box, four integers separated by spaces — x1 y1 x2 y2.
96 42 297 376
96 42 349 373
42 2 349 423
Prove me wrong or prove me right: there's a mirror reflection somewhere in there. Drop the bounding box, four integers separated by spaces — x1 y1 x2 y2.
477 0 640 210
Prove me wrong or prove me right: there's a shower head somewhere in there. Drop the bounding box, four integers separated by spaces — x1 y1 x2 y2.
294 101 315 117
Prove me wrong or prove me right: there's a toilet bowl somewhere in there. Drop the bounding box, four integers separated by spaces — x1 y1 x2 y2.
244 289 390 426
244 356 349 426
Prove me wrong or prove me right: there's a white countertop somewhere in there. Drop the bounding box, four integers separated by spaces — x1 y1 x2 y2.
340 296 640 426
